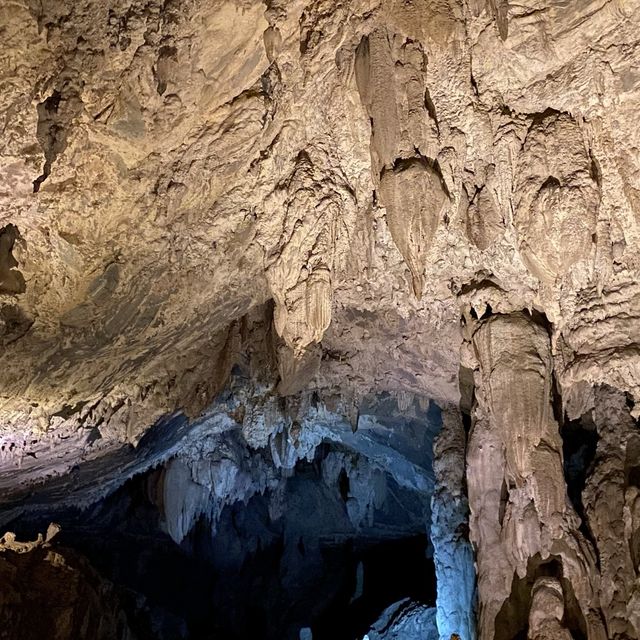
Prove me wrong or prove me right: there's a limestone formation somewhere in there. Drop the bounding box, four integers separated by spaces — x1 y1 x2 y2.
467 312 604 640
431 407 476 640
527 577 573 640
1 0 637 480
1 0 640 638
513 112 600 283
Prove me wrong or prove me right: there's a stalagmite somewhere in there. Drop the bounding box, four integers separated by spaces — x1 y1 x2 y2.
527 578 573 640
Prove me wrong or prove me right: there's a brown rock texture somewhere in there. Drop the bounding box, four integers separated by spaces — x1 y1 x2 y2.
1 0 638 449
0 535 134 640
466 312 605 639
585 386 640 638
1 0 640 636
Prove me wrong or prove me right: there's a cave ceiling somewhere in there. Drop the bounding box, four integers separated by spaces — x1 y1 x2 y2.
1 0 639 495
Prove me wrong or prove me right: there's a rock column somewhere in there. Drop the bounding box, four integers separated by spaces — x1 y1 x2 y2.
431 406 477 640
584 386 640 638
467 312 605 640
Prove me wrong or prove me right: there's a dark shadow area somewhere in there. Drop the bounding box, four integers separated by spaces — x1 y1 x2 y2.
312 535 434 640
494 555 587 640
561 415 598 536
0 224 26 295
8 446 435 640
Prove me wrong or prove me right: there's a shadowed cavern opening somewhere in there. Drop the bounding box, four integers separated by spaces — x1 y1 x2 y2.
9 476 435 640
2 396 446 640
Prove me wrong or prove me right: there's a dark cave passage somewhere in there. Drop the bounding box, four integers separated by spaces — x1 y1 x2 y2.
312 535 435 640
8 434 438 640
562 415 598 519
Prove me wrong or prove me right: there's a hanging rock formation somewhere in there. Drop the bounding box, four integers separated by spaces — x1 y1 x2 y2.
513 112 601 284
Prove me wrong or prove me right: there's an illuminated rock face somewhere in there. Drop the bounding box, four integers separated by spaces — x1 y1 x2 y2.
431 408 477 640
3 0 640 459
466 312 640 640
1 0 640 638
467 312 603 639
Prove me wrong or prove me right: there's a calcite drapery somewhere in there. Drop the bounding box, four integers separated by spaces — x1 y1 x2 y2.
467 312 604 640
513 112 600 284
354 27 447 297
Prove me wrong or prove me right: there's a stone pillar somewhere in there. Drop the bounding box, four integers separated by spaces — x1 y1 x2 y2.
431 406 477 640
584 385 640 638
467 312 605 640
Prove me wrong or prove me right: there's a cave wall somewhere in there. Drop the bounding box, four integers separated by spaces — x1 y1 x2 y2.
0 541 134 640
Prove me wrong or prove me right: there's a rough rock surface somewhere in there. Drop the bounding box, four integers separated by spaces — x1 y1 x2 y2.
0 532 134 640
362 598 438 640
431 407 476 640
2 0 637 461
466 312 604 639
2 0 640 638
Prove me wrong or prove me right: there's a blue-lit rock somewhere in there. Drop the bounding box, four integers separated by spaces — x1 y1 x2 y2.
0 385 453 640
362 599 438 640
431 408 477 640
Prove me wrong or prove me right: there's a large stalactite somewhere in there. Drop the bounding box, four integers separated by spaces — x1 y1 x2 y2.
466 311 640 640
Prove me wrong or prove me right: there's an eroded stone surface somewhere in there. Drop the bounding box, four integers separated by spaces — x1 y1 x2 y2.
0 0 636 457
467 312 604 640
1 1 640 637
